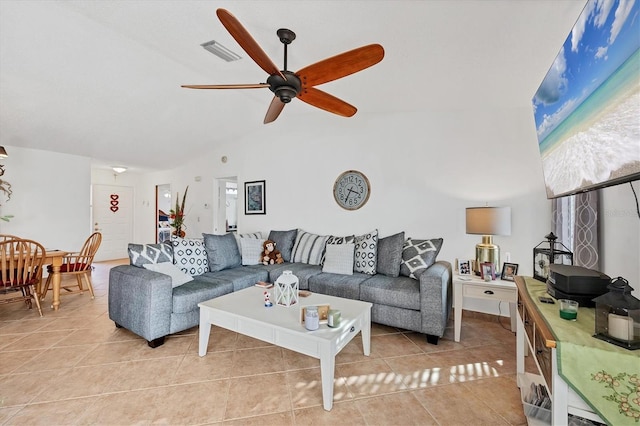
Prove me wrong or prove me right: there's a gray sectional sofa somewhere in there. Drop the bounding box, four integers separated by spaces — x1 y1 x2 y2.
108 229 452 348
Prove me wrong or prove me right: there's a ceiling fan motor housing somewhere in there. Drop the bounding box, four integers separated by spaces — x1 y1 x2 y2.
267 71 301 103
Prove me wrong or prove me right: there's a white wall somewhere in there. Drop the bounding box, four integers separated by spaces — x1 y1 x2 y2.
4 107 638 313
0 146 90 250
601 180 640 298
148 107 639 311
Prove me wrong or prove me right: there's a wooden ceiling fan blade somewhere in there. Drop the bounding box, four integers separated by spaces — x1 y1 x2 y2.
297 87 357 117
181 83 269 89
264 97 286 124
296 44 384 88
216 9 284 79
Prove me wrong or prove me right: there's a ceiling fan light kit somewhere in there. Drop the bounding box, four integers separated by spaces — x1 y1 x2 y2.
200 40 241 62
183 8 384 124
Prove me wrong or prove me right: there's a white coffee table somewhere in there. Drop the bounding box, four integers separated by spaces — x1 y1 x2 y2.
198 286 372 411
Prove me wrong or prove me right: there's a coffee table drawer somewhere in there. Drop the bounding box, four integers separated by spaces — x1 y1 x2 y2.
238 320 275 342
276 332 320 357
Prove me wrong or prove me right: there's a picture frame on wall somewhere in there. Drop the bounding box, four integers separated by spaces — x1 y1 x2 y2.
480 262 495 280
501 262 519 281
457 259 472 275
244 180 266 215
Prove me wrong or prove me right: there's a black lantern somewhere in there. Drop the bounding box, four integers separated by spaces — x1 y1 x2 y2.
532 232 573 282
593 277 640 350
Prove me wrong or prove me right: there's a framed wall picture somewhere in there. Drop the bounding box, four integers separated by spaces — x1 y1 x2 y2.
457 259 472 275
244 180 265 215
480 262 496 280
501 262 519 281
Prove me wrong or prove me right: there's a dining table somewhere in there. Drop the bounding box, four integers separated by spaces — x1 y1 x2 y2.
41 249 69 311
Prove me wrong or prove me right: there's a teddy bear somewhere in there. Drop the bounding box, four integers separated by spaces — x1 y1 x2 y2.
262 239 284 265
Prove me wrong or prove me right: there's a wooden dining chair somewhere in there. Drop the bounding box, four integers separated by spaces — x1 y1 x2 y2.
0 234 19 242
41 232 102 300
0 239 46 316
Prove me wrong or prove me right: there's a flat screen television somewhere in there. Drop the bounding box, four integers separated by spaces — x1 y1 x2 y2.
532 0 639 199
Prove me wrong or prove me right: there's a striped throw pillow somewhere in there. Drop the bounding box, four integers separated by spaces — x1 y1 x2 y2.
291 229 329 265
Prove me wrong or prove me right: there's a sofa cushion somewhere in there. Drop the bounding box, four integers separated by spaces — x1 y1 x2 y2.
268 229 298 262
400 237 443 279
268 263 322 290
128 243 172 267
322 243 355 275
170 237 209 276
308 272 369 300
240 238 266 266
354 229 378 275
376 232 405 277
360 274 421 310
291 229 329 265
201 266 268 292
202 233 242 272
172 277 234 314
143 262 193 288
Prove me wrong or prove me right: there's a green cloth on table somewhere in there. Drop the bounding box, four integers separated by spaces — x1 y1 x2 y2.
525 278 640 425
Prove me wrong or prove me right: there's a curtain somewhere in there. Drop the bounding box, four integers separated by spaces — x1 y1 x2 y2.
551 191 600 270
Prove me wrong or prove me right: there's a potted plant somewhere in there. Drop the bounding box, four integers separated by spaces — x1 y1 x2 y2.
170 186 188 238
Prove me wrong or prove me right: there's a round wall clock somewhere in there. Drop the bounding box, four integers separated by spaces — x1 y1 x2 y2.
333 170 370 210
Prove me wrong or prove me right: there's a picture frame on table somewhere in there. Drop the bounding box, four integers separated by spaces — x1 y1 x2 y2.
244 180 266 215
480 262 496 280
501 262 519 281
457 259 472 275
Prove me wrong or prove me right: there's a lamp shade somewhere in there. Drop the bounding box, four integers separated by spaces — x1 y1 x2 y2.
466 207 511 236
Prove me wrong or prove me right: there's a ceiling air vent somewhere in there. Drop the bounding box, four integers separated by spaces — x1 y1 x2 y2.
201 40 241 62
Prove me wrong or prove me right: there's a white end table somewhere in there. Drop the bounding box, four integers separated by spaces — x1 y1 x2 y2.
453 273 517 342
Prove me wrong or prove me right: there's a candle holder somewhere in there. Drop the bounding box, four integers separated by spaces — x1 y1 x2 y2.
274 270 299 307
593 277 640 350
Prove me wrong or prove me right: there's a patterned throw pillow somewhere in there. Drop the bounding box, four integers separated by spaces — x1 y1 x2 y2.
241 238 266 266
170 238 209 276
321 235 355 264
322 243 355 275
376 231 405 277
128 243 172 267
354 230 378 275
202 233 242 272
268 229 298 262
399 237 444 279
291 229 329 265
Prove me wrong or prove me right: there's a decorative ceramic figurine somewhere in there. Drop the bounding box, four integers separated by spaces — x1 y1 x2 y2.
264 291 273 307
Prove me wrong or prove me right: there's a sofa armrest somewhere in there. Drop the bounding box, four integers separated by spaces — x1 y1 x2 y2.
418 260 453 337
108 264 173 342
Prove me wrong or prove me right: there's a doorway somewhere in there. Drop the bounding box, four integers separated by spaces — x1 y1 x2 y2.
156 184 171 243
91 184 133 261
213 177 237 234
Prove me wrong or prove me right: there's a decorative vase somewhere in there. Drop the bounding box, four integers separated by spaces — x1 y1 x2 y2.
172 229 186 238
274 270 299 307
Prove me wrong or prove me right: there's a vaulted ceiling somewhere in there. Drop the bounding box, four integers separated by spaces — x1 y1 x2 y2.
0 0 587 171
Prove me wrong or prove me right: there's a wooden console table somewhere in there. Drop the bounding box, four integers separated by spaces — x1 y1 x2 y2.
515 276 628 425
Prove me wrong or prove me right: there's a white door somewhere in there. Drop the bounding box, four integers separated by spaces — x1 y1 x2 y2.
92 184 133 261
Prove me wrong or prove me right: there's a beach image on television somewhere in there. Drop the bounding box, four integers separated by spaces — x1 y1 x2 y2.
532 0 640 199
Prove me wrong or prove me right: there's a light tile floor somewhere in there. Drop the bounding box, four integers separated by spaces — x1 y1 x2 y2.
1 260 535 425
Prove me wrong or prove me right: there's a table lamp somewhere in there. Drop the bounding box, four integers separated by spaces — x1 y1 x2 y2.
466 206 511 276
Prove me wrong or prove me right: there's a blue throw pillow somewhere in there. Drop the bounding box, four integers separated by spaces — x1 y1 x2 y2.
202 233 242 272
268 229 298 262
376 232 405 277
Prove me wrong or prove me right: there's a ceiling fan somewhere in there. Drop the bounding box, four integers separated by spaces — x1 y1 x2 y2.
182 9 385 124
